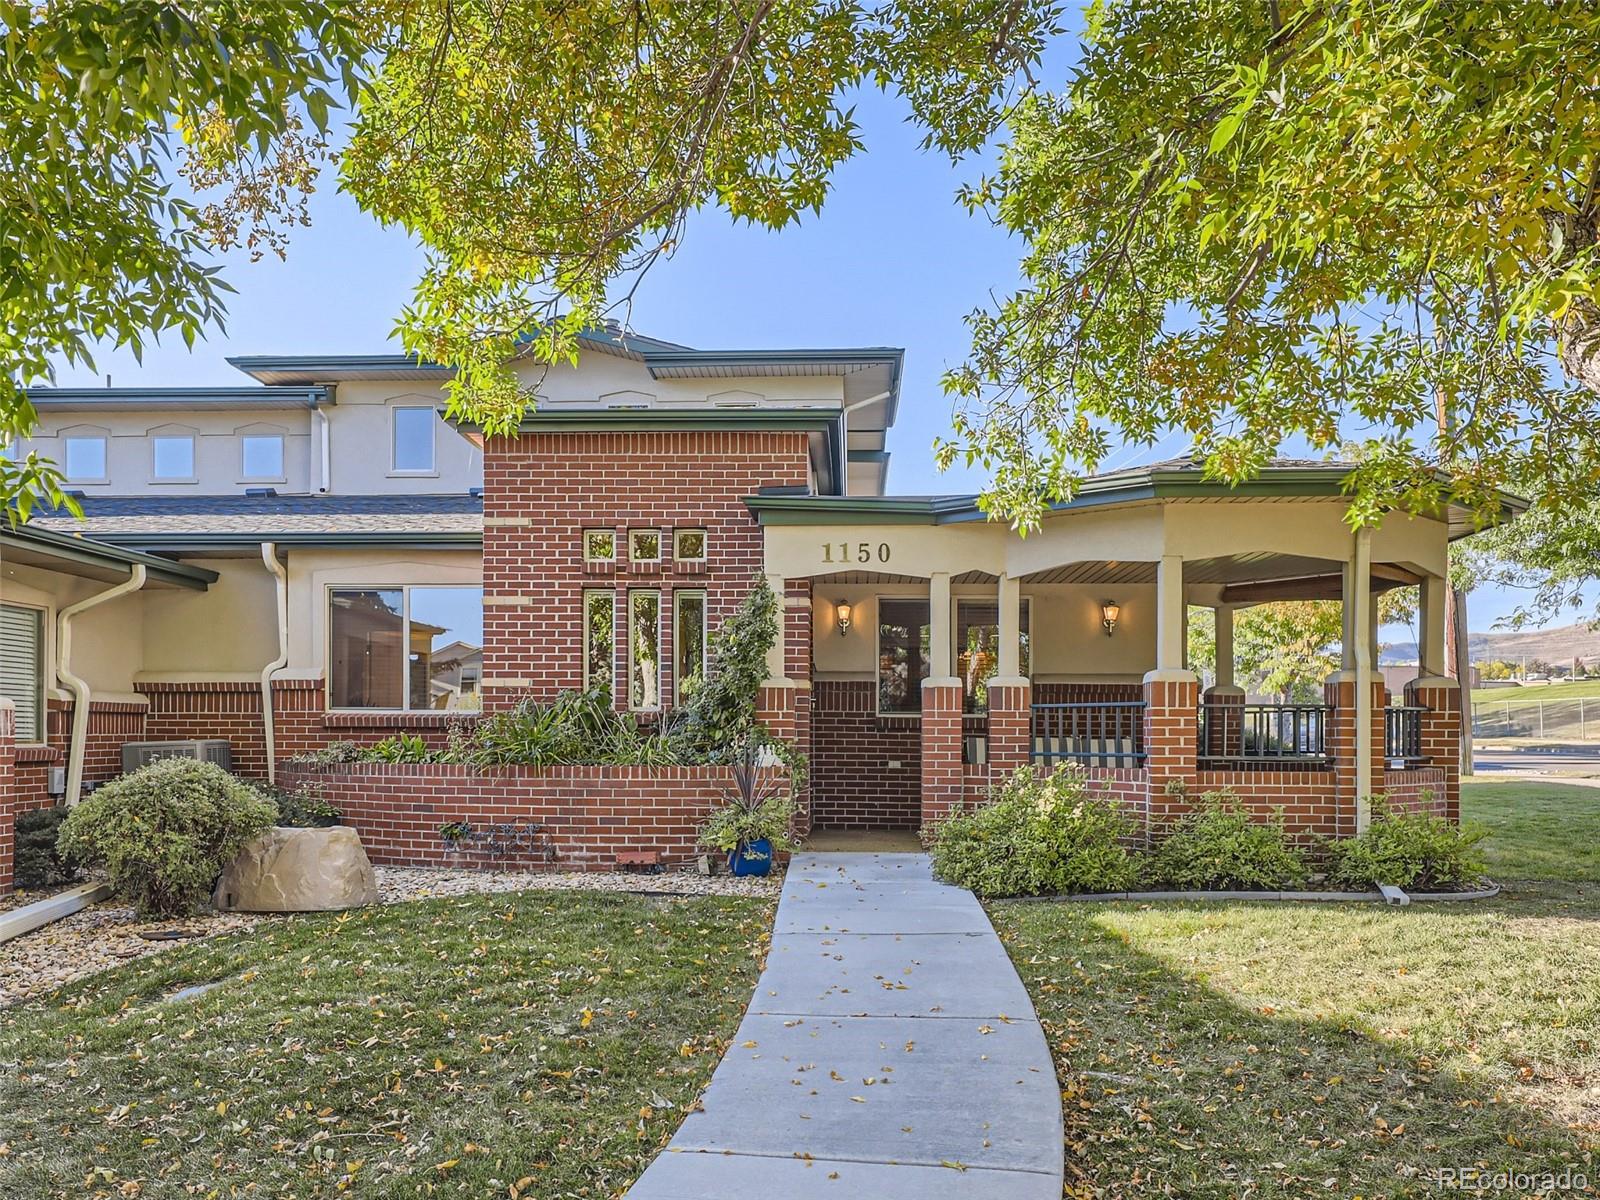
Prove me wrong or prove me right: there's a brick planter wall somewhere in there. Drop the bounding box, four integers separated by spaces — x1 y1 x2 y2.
279 762 776 871
1382 766 1450 818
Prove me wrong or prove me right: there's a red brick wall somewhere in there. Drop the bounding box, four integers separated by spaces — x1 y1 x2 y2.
1405 680 1461 822
1191 767 1340 840
12 746 62 818
810 680 921 829
278 761 775 871
920 680 964 827
987 682 1031 772
479 429 810 709
45 697 147 789
1382 766 1449 818
1033 682 1143 704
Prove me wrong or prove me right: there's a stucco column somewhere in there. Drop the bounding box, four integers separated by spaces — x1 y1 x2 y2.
1154 555 1186 673
996 572 1022 678
1202 604 1245 758
1145 555 1198 831
1418 573 1447 679
928 571 953 678
1214 604 1236 690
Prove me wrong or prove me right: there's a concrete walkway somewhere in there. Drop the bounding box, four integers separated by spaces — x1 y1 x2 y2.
626 851 1064 1199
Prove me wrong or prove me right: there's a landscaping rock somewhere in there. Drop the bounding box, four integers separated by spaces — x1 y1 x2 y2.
213 827 378 912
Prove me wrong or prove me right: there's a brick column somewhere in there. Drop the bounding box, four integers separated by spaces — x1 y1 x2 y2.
987 677 1032 774
0 698 15 896
785 580 814 838
1405 677 1461 823
920 678 964 828
1144 672 1199 831
1325 675 1387 837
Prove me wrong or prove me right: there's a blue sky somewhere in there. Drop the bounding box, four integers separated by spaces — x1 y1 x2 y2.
47 80 1544 633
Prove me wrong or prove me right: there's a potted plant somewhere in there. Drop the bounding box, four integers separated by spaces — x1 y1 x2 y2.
699 739 796 877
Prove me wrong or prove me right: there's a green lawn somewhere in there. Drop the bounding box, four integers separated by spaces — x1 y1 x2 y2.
0 891 771 1199
1470 678 1600 704
994 780 1600 1199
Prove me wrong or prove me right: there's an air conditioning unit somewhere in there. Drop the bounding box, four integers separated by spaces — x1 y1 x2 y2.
121 740 233 774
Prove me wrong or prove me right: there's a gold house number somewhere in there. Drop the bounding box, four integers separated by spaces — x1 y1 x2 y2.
821 541 891 564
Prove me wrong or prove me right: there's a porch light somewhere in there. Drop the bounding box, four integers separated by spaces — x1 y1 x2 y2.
1100 600 1121 637
836 601 853 636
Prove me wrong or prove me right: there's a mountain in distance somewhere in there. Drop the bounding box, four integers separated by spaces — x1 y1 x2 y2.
1380 621 1600 666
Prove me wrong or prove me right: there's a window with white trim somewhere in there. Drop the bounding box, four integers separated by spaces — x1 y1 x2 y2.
63 435 107 482
0 603 44 743
583 529 617 563
674 528 707 563
628 590 662 710
152 434 195 480
674 590 707 705
630 529 661 563
584 590 615 693
328 585 483 710
240 433 285 480
391 406 436 473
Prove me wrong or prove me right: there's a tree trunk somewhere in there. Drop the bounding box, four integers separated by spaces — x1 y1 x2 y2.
1446 581 1473 776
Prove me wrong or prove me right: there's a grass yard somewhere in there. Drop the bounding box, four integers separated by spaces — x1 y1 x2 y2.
994 780 1600 1199
0 890 771 1199
1470 678 1600 704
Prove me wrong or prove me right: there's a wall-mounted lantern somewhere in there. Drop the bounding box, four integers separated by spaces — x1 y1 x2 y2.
1100 600 1121 637
836 601 853 637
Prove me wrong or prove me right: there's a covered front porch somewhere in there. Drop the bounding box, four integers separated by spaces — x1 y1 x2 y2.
746 462 1501 841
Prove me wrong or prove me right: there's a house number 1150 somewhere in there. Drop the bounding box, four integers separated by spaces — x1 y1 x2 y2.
822 541 891 564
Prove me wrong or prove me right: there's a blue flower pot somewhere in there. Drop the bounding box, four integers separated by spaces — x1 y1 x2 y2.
727 838 774 877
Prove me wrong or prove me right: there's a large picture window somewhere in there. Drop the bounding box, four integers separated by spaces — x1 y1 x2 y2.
877 598 931 714
328 585 483 710
584 590 615 693
0 603 44 743
628 590 662 710
956 598 1031 712
674 590 707 705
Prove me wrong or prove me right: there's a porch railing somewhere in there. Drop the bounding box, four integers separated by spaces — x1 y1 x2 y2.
1031 702 1146 769
1198 703 1331 765
1384 705 1428 765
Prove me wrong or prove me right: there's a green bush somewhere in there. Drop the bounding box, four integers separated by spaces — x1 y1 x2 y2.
285 740 364 766
1149 791 1308 890
464 687 686 767
1324 795 1488 891
14 807 78 890
57 758 277 916
698 740 796 854
926 766 1139 899
367 732 431 763
257 783 341 828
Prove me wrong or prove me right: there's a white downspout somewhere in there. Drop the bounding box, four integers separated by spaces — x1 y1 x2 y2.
839 389 891 499
318 409 332 494
260 542 289 784
56 564 146 806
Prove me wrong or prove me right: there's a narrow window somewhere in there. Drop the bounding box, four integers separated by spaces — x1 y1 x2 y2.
584 529 617 563
584 590 615 694
628 590 662 710
674 528 707 563
877 598 931 714
63 435 106 481
0 603 44 743
392 406 435 472
630 530 661 563
674 590 707 705
240 434 284 479
152 435 195 480
329 589 405 709
955 599 1032 712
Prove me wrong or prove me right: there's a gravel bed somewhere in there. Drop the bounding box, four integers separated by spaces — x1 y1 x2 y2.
1 864 780 1007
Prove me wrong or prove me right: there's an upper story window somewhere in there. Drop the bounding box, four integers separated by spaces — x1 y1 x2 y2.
674 529 707 562
151 434 195 481
391 406 436 473
63 435 107 482
584 529 617 563
0 602 45 744
240 434 285 480
630 530 661 563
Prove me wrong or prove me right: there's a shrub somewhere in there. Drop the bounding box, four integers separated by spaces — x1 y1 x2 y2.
258 783 342 828
926 766 1138 899
464 687 686 767
367 732 431 763
1149 791 1308 890
675 575 778 761
286 740 364 766
1324 795 1488 891
57 758 277 916
14 807 78 890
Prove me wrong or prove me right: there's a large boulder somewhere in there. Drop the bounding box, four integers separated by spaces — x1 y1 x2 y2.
213 827 378 912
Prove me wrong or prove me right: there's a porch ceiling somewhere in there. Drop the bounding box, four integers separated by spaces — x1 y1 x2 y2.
807 570 930 585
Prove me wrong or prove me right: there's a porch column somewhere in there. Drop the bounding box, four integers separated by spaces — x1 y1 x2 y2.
1203 604 1245 758
920 561 964 827
785 579 815 838
1352 528 1376 829
988 572 1032 774
1407 571 1460 822
1326 534 1382 836
1145 555 1198 831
